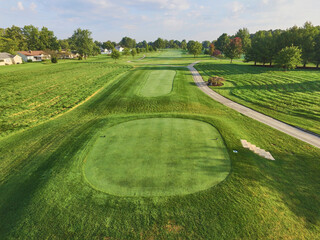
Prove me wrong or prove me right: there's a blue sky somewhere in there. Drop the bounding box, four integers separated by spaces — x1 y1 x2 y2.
1 0 319 42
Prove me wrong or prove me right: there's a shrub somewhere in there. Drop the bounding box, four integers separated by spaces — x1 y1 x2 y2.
208 76 225 86
27 59 32 63
78 56 83 60
213 50 222 57
51 56 58 63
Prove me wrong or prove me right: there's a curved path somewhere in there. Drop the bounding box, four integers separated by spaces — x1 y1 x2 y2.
188 62 320 149
127 54 146 63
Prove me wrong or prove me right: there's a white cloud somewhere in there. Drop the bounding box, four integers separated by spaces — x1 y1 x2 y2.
163 17 184 30
138 0 190 11
17 1 24 11
231 1 244 14
262 0 269 5
30 2 37 11
87 0 113 8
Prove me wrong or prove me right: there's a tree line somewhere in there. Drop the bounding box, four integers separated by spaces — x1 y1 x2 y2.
212 22 320 68
0 25 190 58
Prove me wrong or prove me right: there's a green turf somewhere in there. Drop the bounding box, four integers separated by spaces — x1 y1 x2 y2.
84 118 230 197
196 61 320 135
139 70 176 97
1 50 320 239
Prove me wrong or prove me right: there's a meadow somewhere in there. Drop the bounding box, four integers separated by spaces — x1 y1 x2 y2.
196 61 320 135
0 50 320 239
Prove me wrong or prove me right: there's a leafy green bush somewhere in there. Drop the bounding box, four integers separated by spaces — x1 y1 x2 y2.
51 57 58 63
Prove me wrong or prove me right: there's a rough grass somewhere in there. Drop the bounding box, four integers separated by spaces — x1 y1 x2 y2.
139 70 176 97
0 50 320 239
196 60 320 135
0 61 131 137
83 118 230 197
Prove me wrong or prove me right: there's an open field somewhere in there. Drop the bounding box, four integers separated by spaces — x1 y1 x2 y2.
0 61 132 137
196 60 320 135
1 50 320 239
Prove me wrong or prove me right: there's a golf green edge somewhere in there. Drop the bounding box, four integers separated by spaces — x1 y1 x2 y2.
82 117 231 197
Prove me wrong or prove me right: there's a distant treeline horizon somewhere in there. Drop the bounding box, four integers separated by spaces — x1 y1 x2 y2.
1 22 319 67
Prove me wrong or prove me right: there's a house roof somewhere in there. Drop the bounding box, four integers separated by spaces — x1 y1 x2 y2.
18 51 46 56
0 52 14 60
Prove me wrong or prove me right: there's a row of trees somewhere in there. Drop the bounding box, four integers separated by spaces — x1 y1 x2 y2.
0 25 101 58
213 22 320 68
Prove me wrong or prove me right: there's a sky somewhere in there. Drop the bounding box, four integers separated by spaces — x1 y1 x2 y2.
1 0 320 42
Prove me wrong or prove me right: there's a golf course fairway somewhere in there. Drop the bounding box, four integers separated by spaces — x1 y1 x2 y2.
139 70 176 97
83 118 230 197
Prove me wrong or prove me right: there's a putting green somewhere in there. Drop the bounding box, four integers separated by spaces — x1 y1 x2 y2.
83 118 230 197
139 70 176 97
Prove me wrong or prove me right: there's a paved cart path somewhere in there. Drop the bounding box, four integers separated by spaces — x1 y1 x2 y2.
188 62 320 149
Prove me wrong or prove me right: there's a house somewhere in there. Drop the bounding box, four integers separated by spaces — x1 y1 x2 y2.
115 46 124 52
58 50 79 59
0 52 23 66
17 51 51 62
100 48 112 54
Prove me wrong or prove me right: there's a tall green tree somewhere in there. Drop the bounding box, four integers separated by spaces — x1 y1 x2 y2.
69 28 95 59
188 41 202 58
119 37 136 48
181 40 187 50
313 33 320 68
275 46 302 70
202 41 211 49
215 33 230 53
102 41 115 50
3 25 26 51
23 25 40 50
39 27 59 50
154 38 165 49
300 22 319 67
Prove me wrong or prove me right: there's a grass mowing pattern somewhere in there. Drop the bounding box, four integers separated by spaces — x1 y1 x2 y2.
139 70 176 97
1 50 320 239
0 62 131 137
196 61 320 134
84 118 230 197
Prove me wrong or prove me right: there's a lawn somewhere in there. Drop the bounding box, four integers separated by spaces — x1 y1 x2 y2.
196 60 320 135
83 118 230 197
139 70 176 97
0 50 320 239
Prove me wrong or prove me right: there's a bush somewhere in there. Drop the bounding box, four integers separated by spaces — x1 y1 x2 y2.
78 56 83 60
208 76 225 86
213 50 222 57
27 59 32 63
51 57 58 63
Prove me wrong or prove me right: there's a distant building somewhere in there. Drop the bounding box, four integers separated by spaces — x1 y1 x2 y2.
17 51 51 62
115 46 124 52
100 48 112 54
58 50 79 59
0 52 23 66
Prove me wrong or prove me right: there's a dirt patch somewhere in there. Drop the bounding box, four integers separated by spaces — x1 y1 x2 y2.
165 220 183 234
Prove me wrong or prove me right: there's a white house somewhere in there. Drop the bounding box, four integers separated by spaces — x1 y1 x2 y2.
18 51 51 62
100 48 112 54
115 46 124 52
0 52 23 66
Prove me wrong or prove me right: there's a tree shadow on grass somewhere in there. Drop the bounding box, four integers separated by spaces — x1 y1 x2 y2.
241 148 320 230
0 119 99 238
